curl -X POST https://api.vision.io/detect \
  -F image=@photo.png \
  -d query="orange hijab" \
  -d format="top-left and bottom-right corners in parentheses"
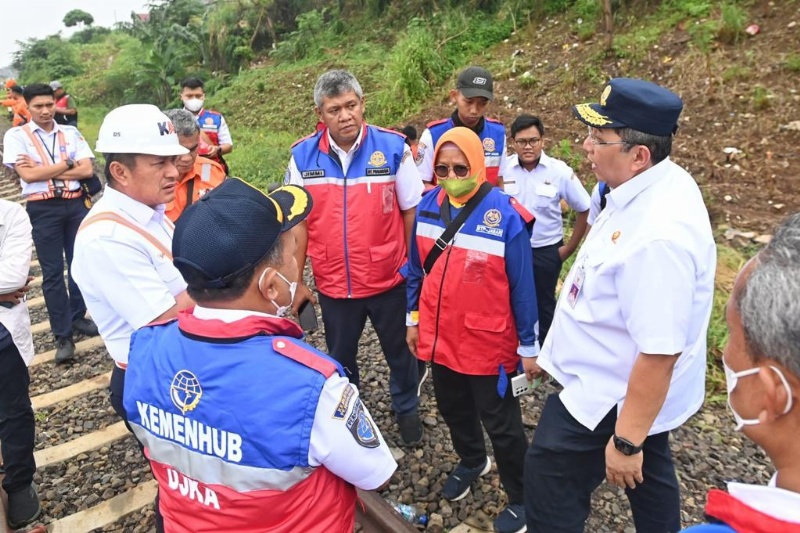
top-left (432, 126), bottom-right (486, 204)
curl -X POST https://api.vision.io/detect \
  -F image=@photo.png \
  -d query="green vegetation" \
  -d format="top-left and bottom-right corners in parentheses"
top-left (785, 53), bottom-right (800, 73)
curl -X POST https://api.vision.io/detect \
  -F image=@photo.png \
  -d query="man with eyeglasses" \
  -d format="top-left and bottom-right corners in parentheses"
top-left (504, 114), bottom-right (590, 346)
top-left (522, 78), bottom-right (716, 532)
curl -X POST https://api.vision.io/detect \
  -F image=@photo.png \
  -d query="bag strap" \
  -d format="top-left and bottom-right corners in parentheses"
top-left (423, 182), bottom-right (492, 275)
top-left (599, 182), bottom-right (610, 211)
top-left (186, 179), bottom-right (196, 209)
top-left (79, 212), bottom-right (173, 260)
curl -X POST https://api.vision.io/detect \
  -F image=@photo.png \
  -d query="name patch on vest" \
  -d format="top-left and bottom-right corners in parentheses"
top-left (366, 168), bottom-right (390, 176)
top-left (301, 170), bottom-right (325, 179)
top-left (346, 399), bottom-right (380, 448)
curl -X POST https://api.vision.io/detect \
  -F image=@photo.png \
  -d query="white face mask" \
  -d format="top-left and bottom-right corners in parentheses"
top-left (257, 267), bottom-right (297, 317)
top-left (724, 359), bottom-right (793, 430)
top-left (184, 98), bottom-right (204, 113)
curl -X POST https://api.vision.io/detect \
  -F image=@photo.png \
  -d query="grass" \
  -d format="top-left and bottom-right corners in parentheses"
top-left (785, 53), bottom-right (800, 72)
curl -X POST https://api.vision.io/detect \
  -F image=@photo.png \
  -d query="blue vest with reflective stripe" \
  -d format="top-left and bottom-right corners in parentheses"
top-left (124, 322), bottom-right (343, 471)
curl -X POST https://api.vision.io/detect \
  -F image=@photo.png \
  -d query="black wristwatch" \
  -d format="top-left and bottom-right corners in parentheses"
top-left (613, 434), bottom-right (643, 456)
top-left (65, 158), bottom-right (75, 169)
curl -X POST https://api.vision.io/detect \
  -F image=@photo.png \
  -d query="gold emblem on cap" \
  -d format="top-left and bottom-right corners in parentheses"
top-left (369, 150), bottom-right (387, 167)
top-left (600, 85), bottom-right (612, 107)
top-left (482, 137), bottom-right (496, 152)
top-left (575, 104), bottom-right (613, 126)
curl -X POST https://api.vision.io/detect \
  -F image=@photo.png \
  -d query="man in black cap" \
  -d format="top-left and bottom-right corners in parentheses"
top-left (416, 65), bottom-right (508, 190)
top-left (122, 179), bottom-right (397, 532)
top-left (523, 78), bottom-right (717, 532)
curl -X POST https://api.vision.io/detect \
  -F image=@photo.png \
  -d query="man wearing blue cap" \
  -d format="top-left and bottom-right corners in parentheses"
top-left (123, 179), bottom-right (397, 532)
top-left (522, 79), bottom-right (717, 532)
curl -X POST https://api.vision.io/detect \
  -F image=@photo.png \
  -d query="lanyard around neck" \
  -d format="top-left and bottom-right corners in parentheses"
top-left (34, 130), bottom-right (60, 164)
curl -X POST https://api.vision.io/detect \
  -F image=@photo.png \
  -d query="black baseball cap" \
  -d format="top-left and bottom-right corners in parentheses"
top-left (173, 178), bottom-right (312, 290)
top-left (456, 66), bottom-right (494, 100)
top-left (572, 78), bottom-right (683, 136)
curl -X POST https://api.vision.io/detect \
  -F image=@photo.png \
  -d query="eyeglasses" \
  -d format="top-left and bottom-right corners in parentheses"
top-left (514, 138), bottom-right (541, 148)
top-left (587, 127), bottom-right (629, 147)
top-left (434, 164), bottom-right (471, 178)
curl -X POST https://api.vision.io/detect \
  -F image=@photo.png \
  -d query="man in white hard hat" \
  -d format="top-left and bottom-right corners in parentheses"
top-left (71, 104), bottom-right (193, 532)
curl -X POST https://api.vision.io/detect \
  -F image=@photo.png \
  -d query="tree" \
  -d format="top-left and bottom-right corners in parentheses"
top-left (63, 9), bottom-right (94, 28)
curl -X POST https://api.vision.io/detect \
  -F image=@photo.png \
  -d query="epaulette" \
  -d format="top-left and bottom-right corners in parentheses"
top-left (272, 337), bottom-right (337, 378)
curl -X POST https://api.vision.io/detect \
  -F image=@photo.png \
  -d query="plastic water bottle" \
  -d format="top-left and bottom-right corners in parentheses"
top-left (386, 499), bottom-right (429, 526)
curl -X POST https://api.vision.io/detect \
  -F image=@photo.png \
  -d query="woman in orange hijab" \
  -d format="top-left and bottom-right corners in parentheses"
top-left (405, 126), bottom-right (538, 533)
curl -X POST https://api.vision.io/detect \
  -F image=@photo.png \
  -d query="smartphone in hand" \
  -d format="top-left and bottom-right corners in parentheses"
top-left (298, 300), bottom-right (318, 331)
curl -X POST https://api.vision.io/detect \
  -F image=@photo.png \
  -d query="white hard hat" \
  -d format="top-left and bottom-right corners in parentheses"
top-left (95, 104), bottom-right (189, 156)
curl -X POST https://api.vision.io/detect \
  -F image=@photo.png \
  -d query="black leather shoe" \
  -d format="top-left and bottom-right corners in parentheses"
top-left (54, 336), bottom-right (75, 364)
top-left (72, 317), bottom-right (99, 337)
top-left (7, 484), bottom-right (42, 530)
top-left (397, 412), bottom-right (423, 447)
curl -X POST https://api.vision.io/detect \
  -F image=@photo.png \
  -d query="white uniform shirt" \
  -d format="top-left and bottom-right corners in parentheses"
top-left (0, 200), bottom-right (34, 365)
top-left (216, 115), bottom-right (233, 146)
top-left (504, 152), bottom-right (591, 247)
top-left (416, 126), bottom-right (508, 183)
top-left (286, 126), bottom-right (423, 212)
top-left (2, 122), bottom-right (94, 195)
top-left (191, 305), bottom-right (397, 490)
top-left (537, 158), bottom-right (716, 434)
top-left (72, 187), bottom-right (187, 365)
top-left (588, 183), bottom-right (603, 225)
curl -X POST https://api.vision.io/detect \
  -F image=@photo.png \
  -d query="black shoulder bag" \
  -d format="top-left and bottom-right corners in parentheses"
top-left (423, 182), bottom-right (493, 275)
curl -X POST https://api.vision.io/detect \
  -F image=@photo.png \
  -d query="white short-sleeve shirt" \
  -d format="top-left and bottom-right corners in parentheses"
top-left (588, 183), bottom-right (603, 226)
top-left (191, 306), bottom-right (398, 490)
top-left (0, 200), bottom-right (34, 365)
top-left (2, 122), bottom-right (95, 195)
top-left (72, 187), bottom-right (187, 365)
top-left (217, 115), bottom-right (233, 146)
top-left (504, 152), bottom-right (591, 247)
top-left (537, 158), bottom-right (716, 434)
top-left (286, 126), bottom-right (423, 212)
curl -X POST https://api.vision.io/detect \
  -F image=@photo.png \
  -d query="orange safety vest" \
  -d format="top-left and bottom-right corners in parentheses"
top-left (165, 156), bottom-right (226, 222)
top-left (2, 98), bottom-right (31, 127)
top-left (20, 124), bottom-right (81, 201)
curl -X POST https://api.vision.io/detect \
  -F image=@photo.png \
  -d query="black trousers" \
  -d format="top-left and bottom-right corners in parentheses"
top-left (432, 363), bottom-right (527, 505)
top-left (26, 196), bottom-right (89, 339)
top-left (318, 283), bottom-right (419, 416)
top-left (524, 394), bottom-right (681, 533)
top-left (110, 365), bottom-right (164, 533)
top-left (0, 338), bottom-right (36, 494)
top-left (532, 241), bottom-right (562, 347)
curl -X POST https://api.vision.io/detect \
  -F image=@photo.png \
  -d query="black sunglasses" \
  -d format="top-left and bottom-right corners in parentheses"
top-left (433, 164), bottom-right (470, 178)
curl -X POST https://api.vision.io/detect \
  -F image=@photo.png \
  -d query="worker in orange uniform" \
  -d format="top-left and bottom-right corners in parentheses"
top-left (162, 109), bottom-right (226, 222)
top-left (2, 85), bottom-right (31, 127)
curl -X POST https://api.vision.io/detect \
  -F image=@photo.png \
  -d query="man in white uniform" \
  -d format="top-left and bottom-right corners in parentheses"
top-left (0, 199), bottom-right (40, 529)
top-left (504, 114), bottom-right (590, 345)
top-left (72, 104), bottom-right (192, 533)
top-left (523, 78), bottom-right (716, 533)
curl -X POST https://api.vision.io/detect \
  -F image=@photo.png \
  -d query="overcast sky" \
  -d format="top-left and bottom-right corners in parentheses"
top-left (0, 0), bottom-right (148, 67)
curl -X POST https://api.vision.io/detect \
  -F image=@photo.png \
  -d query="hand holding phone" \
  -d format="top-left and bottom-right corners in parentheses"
top-left (297, 300), bottom-right (318, 331)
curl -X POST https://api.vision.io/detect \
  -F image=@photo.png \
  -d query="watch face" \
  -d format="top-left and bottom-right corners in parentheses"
top-left (614, 436), bottom-right (639, 455)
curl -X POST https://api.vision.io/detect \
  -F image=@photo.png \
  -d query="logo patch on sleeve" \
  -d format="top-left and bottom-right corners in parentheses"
top-left (332, 385), bottom-right (355, 420)
top-left (346, 399), bottom-right (380, 448)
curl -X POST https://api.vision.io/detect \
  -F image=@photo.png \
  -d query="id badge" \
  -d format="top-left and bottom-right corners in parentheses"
top-left (567, 265), bottom-right (585, 308)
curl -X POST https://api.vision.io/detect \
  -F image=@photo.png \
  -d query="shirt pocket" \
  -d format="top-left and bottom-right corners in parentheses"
top-left (463, 313), bottom-right (508, 344)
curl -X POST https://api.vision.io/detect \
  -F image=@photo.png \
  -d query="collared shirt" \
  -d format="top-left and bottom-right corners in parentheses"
top-left (504, 151), bottom-right (591, 247)
top-left (0, 200), bottom-right (34, 365)
top-left (2, 121), bottom-right (94, 195)
top-left (286, 126), bottom-right (423, 211)
top-left (537, 158), bottom-right (716, 434)
top-left (191, 305), bottom-right (398, 489)
top-left (588, 182), bottom-right (603, 225)
top-left (72, 187), bottom-right (187, 365)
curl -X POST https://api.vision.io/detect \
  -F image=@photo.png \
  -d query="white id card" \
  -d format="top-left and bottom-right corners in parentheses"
top-left (567, 265), bottom-right (585, 308)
